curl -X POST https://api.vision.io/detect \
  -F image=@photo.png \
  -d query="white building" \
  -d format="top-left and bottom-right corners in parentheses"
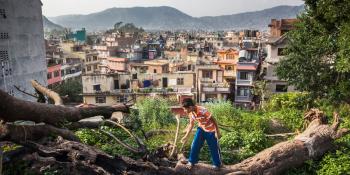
top-left (0, 0), bottom-right (47, 100)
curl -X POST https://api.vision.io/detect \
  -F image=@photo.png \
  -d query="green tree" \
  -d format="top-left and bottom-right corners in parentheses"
top-left (276, 0), bottom-right (350, 103)
top-left (54, 80), bottom-right (83, 103)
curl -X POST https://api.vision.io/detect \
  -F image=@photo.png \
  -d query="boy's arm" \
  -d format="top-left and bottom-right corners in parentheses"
top-left (181, 116), bottom-right (195, 143)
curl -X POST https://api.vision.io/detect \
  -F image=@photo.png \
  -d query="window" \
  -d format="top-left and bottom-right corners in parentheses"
top-left (239, 72), bottom-right (248, 80)
top-left (94, 65), bottom-right (98, 70)
top-left (225, 65), bottom-right (233, 71)
top-left (116, 95), bottom-right (127, 103)
top-left (0, 50), bottom-right (9, 61)
top-left (93, 84), bottom-right (101, 91)
top-left (237, 87), bottom-right (250, 97)
top-left (61, 70), bottom-right (65, 76)
top-left (154, 69), bottom-right (157, 73)
top-left (114, 80), bottom-right (119, 89)
top-left (93, 56), bottom-right (97, 61)
top-left (276, 84), bottom-right (288, 92)
top-left (202, 70), bottom-right (213, 79)
top-left (95, 96), bottom-right (106, 104)
top-left (177, 78), bottom-right (184, 85)
top-left (0, 9), bottom-right (6, 19)
top-left (277, 48), bottom-right (286, 56)
top-left (54, 71), bottom-right (60, 77)
top-left (132, 74), bottom-right (137, 80)
top-left (47, 73), bottom-right (52, 79)
top-left (0, 33), bottom-right (9, 39)
top-left (87, 66), bottom-right (91, 71)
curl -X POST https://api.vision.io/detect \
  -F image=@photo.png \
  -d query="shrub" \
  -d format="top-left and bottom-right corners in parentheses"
top-left (265, 92), bottom-right (312, 111)
top-left (317, 147), bottom-right (350, 175)
top-left (135, 97), bottom-right (175, 130)
top-left (204, 101), bottom-right (241, 124)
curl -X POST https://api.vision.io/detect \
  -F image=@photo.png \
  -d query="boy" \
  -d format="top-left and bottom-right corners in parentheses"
top-left (180, 98), bottom-right (222, 170)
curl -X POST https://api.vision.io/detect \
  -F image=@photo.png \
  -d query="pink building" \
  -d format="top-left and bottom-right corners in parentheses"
top-left (47, 64), bottom-right (62, 85)
top-left (107, 57), bottom-right (127, 72)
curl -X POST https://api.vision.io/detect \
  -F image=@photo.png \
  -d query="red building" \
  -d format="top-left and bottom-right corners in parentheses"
top-left (47, 64), bottom-right (62, 86)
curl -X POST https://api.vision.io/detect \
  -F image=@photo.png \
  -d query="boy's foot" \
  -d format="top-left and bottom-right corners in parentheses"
top-left (185, 162), bottom-right (194, 170)
top-left (212, 165), bottom-right (220, 171)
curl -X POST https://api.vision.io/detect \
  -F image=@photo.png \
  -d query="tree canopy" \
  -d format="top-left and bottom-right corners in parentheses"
top-left (276, 0), bottom-right (350, 103)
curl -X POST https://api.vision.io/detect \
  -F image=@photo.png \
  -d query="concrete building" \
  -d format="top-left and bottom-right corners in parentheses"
top-left (82, 73), bottom-right (132, 106)
top-left (268, 19), bottom-right (298, 37)
top-left (196, 64), bottom-right (230, 103)
top-left (0, 0), bottom-right (47, 100)
top-left (263, 19), bottom-right (298, 97)
top-left (235, 49), bottom-right (260, 106)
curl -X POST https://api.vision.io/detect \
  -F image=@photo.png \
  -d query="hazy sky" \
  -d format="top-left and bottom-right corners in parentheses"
top-left (42, 0), bottom-right (304, 17)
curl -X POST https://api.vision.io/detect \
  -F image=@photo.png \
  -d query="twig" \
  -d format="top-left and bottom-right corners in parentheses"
top-left (169, 115), bottom-right (180, 159)
top-left (102, 120), bottom-right (147, 154)
top-left (13, 85), bottom-right (38, 98)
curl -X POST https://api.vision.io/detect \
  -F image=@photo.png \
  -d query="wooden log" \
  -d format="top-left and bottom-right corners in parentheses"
top-left (0, 90), bottom-right (129, 127)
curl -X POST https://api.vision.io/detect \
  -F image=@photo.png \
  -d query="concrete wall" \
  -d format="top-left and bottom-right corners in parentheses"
top-left (0, 0), bottom-right (47, 101)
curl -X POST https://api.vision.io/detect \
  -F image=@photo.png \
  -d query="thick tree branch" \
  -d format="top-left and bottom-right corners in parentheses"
top-left (31, 80), bottom-right (63, 105)
top-left (0, 90), bottom-right (129, 127)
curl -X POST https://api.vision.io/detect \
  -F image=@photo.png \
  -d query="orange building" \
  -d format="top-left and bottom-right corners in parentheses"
top-left (214, 48), bottom-right (239, 82)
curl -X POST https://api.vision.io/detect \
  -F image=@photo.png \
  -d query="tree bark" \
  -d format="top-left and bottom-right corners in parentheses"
top-left (31, 80), bottom-right (63, 105)
top-left (174, 109), bottom-right (350, 175)
top-left (6, 137), bottom-right (176, 175)
top-left (0, 90), bottom-right (129, 127)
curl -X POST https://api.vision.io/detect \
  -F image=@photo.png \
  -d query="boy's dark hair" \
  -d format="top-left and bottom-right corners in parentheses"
top-left (182, 98), bottom-right (195, 108)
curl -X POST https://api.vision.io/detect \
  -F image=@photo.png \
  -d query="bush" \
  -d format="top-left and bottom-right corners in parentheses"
top-left (266, 109), bottom-right (305, 131)
top-left (204, 101), bottom-right (241, 124)
top-left (265, 92), bottom-right (312, 111)
top-left (134, 97), bottom-right (176, 130)
top-left (317, 147), bottom-right (350, 175)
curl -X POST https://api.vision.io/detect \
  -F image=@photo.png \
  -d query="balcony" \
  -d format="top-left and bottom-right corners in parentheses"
top-left (201, 83), bottom-right (230, 93)
top-left (235, 96), bottom-right (253, 102)
top-left (223, 70), bottom-right (235, 77)
top-left (236, 79), bottom-right (253, 86)
top-left (62, 71), bottom-right (82, 80)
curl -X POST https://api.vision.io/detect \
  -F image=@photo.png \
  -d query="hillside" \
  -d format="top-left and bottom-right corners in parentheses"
top-left (43, 15), bottom-right (64, 31)
top-left (48, 5), bottom-right (304, 31)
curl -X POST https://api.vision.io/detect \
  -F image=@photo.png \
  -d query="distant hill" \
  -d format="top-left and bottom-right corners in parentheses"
top-left (48, 5), bottom-right (304, 31)
top-left (43, 16), bottom-right (64, 31)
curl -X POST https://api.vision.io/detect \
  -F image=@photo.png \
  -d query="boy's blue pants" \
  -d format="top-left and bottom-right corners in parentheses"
top-left (188, 127), bottom-right (221, 166)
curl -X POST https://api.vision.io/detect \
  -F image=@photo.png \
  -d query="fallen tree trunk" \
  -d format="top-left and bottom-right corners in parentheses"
top-left (0, 90), bottom-right (129, 127)
top-left (0, 123), bottom-right (80, 142)
top-left (4, 137), bottom-right (176, 175)
top-left (174, 109), bottom-right (350, 175)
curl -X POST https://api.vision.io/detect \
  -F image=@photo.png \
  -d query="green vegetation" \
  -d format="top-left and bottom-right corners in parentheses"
top-left (54, 80), bottom-right (83, 103)
top-left (276, 0), bottom-right (350, 103)
top-left (71, 92), bottom-right (350, 174)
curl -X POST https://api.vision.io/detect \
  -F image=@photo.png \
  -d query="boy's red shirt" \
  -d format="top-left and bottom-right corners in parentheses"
top-left (189, 106), bottom-right (216, 132)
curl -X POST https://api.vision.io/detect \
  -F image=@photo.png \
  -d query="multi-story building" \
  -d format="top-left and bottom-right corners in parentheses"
top-left (82, 73), bottom-right (132, 106)
top-left (196, 64), bottom-right (230, 103)
top-left (263, 19), bottom-right (298, 97)
top-left (83, 52), bottom-right (100, 74)
top-left (0, 0), bottom-right (47, 100)
top-left (60, 42), bottom-right (85, 81)
top-left (235, 49), bottom-right (260, 106)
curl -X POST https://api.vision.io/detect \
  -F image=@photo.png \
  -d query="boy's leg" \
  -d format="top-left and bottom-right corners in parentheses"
top-left (188, 127), bottom-right (205, 165)
top-left (204, 132), bottom-right (222, 167)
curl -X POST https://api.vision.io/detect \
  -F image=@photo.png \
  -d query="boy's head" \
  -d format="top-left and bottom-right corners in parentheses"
top-left (182, 98), bottom-right (195, 113)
